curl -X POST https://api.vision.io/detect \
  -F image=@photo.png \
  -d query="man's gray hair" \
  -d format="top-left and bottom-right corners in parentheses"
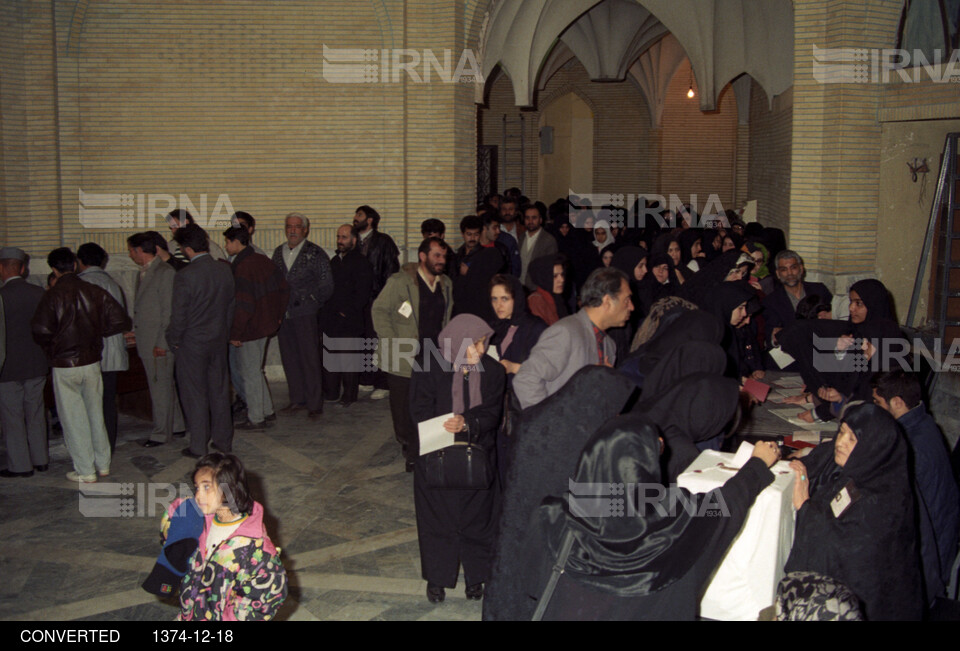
top-left (285, 212), bottom-right (310, 230)
top-left (774, 249), bottom-right (802, 269)
top-left (581, 267), bottom-right (629, 308)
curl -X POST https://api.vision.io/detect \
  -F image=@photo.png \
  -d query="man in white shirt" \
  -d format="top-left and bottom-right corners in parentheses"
top-left (518, 203), bottom-right (557, 289)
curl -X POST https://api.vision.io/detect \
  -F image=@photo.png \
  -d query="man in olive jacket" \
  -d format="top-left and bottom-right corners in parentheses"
top-left (372, 238), bottom-right (452, 469)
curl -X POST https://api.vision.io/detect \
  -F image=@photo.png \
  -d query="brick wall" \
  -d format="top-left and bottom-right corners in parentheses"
top-left (748, 82), bottom-right (794, 232)
top-left (658, 58), bottom-right (739, 212)
top-left (2, 0), bottom-right (484, 263)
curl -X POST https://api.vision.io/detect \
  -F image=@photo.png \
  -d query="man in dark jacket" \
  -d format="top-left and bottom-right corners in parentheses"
top-left (31, 247), bottom-right (131, 483)
top-left (321, 224), bottom-right (374, 407)
top-left (166, 224), bottom-right (236, 456)
top-left (354, 205), bottom-right (400, 399)
top-left (0, 247), bottom-right (49, 478)
top-left (224, 227), bottom-right (289, 430)
top-left (762, 249), bottom-right (832, 347)
top-left (272, 212), bottom-right (334, 419)
top-left (872, 370), bottom-right (960, 606)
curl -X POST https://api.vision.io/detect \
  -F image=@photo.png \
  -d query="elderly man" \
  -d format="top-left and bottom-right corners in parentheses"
top-left (513, 267), bottom-right (633, 409)
top-left (32, 248), bottom-right (131, 483)
top-left (321, 224), bottom-right (374, 407)
top-left (0, 247), bottom-right (49, 478)
top-left (272, 212), bottom-right (334, 420)
top-left (76, 242), bottom-right (129, 453)
top-left (127, 232), bottom-right (185, 447)
top-left (166, 224), bottom-right (235, 457)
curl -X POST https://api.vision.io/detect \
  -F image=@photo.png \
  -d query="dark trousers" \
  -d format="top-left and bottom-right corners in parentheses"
top-left (361, 305), bottom-right (389, 390)
top-left (101, 371), bottom-right (118, 453)
top-left (322, 369), bottom-right (359, 404)
top-left (414, 459), bottom-right (500, 587)
top-left (387, 373), bottom-right (417, 461)
top-left (175, 344), bottom-right (233, 454)
top-left (278, 314), bottom-right (323, 412)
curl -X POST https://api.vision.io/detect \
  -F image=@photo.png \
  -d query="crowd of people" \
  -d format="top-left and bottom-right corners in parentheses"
top-left (0, 189), bottom-right (958, 621)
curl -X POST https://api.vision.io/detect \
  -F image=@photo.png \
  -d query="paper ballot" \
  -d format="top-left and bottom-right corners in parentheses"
top-left (774, 375), bottom-right (805, 388)
top-left (768, 347), bottom-right (795, 369)
top-left (418, 413), bottom-right (456, 456)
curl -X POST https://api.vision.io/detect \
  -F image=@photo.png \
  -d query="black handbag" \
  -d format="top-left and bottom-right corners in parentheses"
top-left (423, 422), bottom-right (494, 490)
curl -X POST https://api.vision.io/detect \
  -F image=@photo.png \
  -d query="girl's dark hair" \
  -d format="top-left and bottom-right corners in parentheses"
top-left (193, 453), bottom-right (253, 515)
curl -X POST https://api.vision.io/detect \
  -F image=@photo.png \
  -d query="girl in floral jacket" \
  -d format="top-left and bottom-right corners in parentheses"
top-left (160, 453), bottom-right (287, 621)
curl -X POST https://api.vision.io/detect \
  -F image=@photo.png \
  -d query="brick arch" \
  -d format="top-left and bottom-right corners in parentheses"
top-left (538, 83), bottom-right (600, 117)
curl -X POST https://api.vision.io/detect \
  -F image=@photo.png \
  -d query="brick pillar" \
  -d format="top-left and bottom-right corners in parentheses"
top-left (789, 0), bottom-right (902, 294)
top-left (0, 0), bottom-right (62, 260)
top-left (402, 0), bottom-right (481, 257)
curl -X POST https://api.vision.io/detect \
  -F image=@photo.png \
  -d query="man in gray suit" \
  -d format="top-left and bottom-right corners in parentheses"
top-left (518, 203), bottom-right (557, 289)
top-left (513, 267), bottom-right (633, 410)
top-left (0, 247), bottom-right (49, 478)
top-left (166, 224), bottom-right (235, 457)
top-left (128, 233), bottom-right (185, 447)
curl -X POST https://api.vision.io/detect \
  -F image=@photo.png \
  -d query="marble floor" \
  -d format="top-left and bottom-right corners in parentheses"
top-left (0, 384), bottom-right (483, 622)
top-left (2, 376), bottom-right (956, 621)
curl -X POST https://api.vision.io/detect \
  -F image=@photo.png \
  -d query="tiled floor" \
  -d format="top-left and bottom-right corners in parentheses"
top-left (0, 384), bottom-right (482, 621)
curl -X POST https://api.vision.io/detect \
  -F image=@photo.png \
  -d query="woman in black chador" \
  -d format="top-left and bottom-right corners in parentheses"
top-left (519, 413), bottom-right (780, 620)
top-left (410, 314), bottom-right (506, 604)
top-left (785, 403), bottom-right (923, 620)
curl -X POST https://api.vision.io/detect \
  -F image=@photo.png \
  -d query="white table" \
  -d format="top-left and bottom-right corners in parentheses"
top-left (678, 449), bottom-right (796, 621)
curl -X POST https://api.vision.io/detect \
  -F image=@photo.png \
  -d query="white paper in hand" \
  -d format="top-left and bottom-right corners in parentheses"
top-left (768, 347), bottom-right (795, 369)
top-left (731, 441), bottom-right (755, 468)
top-left (418, 413), bottom-right (456, 456)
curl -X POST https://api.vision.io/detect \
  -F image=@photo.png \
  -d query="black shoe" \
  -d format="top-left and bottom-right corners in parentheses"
top-left (142, 440), bottom-right (164, 448)
top-left (210, 443), bottom-right (231, 454)
top-left (232, 409), bottom-right (248, 424)
top-left (235, 420), bottom-right (266, 431)
top-left (172, 431), bottom-right (187, 439)
top-left (181, 448), bottom-right (202, 459)
top-left (34, 464), bottom-right (49, 472)
top-left (336, 399), bottom-right (354, 408)
top-left (0, 469), bottom-right (34, 478)
top-left (465, 583), bottom-right (484, 600)
top-left (426, 584), bottom-right (446, 603)
top-left (264, 413), bottom-right (277, 423)
top-left (231, 396), bottom-right (247, 415)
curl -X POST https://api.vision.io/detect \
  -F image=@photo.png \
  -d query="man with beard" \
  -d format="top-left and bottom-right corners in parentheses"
top-left (354, 205), bottom-right (400, 400)
top-left (762, 250), bottom-right (832, 346)
top-left (372, 238), bottom-right (452, 471)
top-left (518, 203), bottom-right (557, 290)
top-left (321, 224), bottom-right (375, 407)
top-left (453, 215), bottom-right (483, 277)
top-left (496, 198), bottom-right (522, 277)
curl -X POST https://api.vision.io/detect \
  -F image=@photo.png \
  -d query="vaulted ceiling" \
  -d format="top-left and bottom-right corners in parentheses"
top-left (476, 0), bottom-right (794, 111)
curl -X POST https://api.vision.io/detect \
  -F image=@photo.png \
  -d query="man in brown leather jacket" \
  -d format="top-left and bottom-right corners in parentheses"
top-left (31, 247), bottom-right (131, 483)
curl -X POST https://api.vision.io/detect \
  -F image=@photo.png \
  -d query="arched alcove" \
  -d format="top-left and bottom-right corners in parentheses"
top-left (538, 92), bottom-right (595, 201)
